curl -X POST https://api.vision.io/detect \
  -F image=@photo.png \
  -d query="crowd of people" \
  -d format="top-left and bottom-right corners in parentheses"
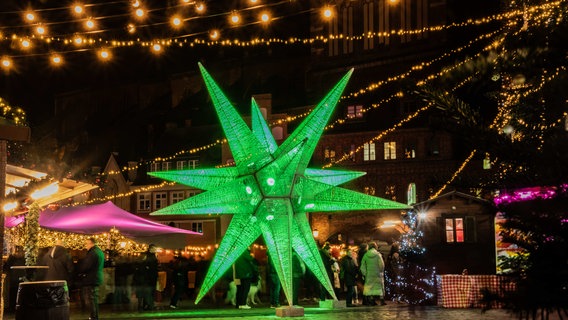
top-left (3, 239), bottom-right (404, 317)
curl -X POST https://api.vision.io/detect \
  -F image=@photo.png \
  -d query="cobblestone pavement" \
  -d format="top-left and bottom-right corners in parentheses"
top-left (4, 300), bottom-right (524, 320)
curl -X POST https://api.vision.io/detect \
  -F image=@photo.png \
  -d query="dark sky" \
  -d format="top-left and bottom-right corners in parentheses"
top-left (0, 0), bottom-right (312, 126)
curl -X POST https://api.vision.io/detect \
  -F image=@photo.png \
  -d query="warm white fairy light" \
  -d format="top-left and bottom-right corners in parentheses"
top-left (171, 15), bottom-right (182, 27)
top-left (152, 43), bottom-right (162, 53)
top-left (25, 11), bottom-right (36, 22)
top-left (230, 12), bottom-right (240, 24)
top-left (209, 29), bottom-right (219, 40)
top-left (50, 54), bottom-right (63, 65)
top-left (20, 39), bottom-right (32, 49)
top-left (99, 48), bottom-right (111, 60)
top-left (36, 25), bottom-right (47, 35)
top-left (73, 4), bottom-right (84, 15)
top-left (260, 12), bottom-right (271, 23)
top-left (135, 8), bottom-right (145, 19)
top-left (127, 23), bottom-right (136, 34)
top-left (195, 2), bottom-right (205, 13)
top-left (85, 18), bottom-right (96, 29)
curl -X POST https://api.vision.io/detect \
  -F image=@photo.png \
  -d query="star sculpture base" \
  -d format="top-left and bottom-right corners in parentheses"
top-left (275, 305), bottom-right (304, 317)
top-left (319, 299), bottom-right (347, 309)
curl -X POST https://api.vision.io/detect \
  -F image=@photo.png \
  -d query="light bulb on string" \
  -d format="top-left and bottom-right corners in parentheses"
top-left (259, 11), bottom-right (271, 23)
top-left (322, 6), bottom-right (333, 19)
top-left (73, 4), bottom-right (84, 15)
top-left (98, 48), bottom-right (111, 61)
top-left (171, 15), bottom-right (183, 28)
top-left (230, 12), bottom-right (240, 24)
top-left (127, 23), bottom-right (136, 34)
top-left (50, 54), bottom-right (63, 66)
top-left (209, 29), bottom-right (219, 40)
top-left (20, 39), bottom-right (32, 50)
top-left (85, 18), bottom-right (96, 29)
top-left (1, 57), bottom-right (12, 69)
top-left (24, 11), bottom-right (36, 22)
top-left (135, 8), bottom-right (145, 19)
top-left (152, 43), bottom-right (162, 54)
top-left (195, 2), bottom-right (205, 13)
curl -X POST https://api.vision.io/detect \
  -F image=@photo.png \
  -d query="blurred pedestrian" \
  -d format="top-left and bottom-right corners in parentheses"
top-left (169, 251), bottom-right (191, 309)
top-left (133, 244), bottom-right (159, 311)
top-left (233, 247), bottom-right (258, 309)
top-left (318, 242), bottom-right (335, 301)
top-left (3, 246), bottom-right (25, 313)
top-left (340, 247), bottom-right (359, 307)
top-left (40, 239), bottom-right (74, 283)
top-left (360, 242), bottom-right (386, 306)
top-left (77, 237), bottom-right (105, 320)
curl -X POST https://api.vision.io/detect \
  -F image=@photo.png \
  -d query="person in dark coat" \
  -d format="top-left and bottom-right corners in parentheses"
top-left (77, 237), bottom-right (105, 320)
top-left (340, 247), bottom-right (359, 307)
top-left (133, 244), bottom-right (159, 311)
top-left (318, 242), bottom-right (335, 301)
top-left (169, 251), bottom-right (191, 309)
top-left (233, 247), bottom-right (258, 309)
top-left (3, 246), bottom-right (25, 313)
top-left (40, 239), bottom-right (74, 284)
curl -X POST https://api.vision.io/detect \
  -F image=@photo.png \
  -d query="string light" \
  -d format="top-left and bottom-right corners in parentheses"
top-left (171, 15), bottom-right (183, 28)
top-left (1, 57), bottom-right (12, 69)
top-left (98, 48), bottom-right (111, 60)
top-left (85, 18), bottom-right (96, 29)
top-left (35, 25), bottom-right (47, 36)
top-left (73, 4), bottom-right (84, 15)
top-left (230, 12), bottom-right (240, 24)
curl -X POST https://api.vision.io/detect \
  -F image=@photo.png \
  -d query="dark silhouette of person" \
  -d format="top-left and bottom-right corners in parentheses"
top-left (77, 237), bottom-right (105, 320)
top-left (233, 247), bottom-right (258, 309)
top-left (40, 239), bottom-right (74, 284)
top-left (3, 246), bottom-right (25, 313)
top-left (133, 244), bottom-right (158, 311)
top-left (169, 251), bottom-right (191, 309)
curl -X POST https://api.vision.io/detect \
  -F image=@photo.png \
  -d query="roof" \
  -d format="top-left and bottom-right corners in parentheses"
top-left (5, 163), bottom-right (99, 212)
top-left (413, 190), bottom-right (492, 207)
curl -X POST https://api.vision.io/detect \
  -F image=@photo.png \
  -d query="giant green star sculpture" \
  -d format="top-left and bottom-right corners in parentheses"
top-left (150, 63), bottom-right (410, 306)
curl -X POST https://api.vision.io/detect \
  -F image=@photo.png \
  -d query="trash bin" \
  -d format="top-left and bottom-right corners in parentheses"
top-left (15, 280), bottom-right (69, 320)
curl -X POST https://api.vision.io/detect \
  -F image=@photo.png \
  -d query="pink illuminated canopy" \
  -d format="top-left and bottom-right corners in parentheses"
top-left (5, 201), bottom-right (201, 248)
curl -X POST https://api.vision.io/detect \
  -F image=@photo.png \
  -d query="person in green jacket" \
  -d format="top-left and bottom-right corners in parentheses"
top-left (78, 237), bottom-right (105, 320)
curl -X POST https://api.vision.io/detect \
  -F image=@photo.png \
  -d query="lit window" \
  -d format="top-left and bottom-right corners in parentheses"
top-left (161, 162), bottom-right (172, 171)
top-left (188, 159), bottom-right (199, 169)
top-left (324, 146), bottom-right (335, 162)
top-left (154, 192), bottom-right (168, 210)
top-left (404, 141), bottom-right (416, 159)
top-left (445, 218), bottom-right (464, 243)
top-left (363, 143), bottom-right (375, 161)
top-left (150, 163), bottom-right (159, 172)
top-left (176, 160), bottom-right (186, 170)
top-left (191, 222), bottom-right (203, 233)
top-left (407, 183), bottom-right (416, 205)
top-left (384, 142), bottom-right (396, 160)
top-left (137, 193), bottom-right (151, 212)
top-left (171, 191), bottom-right (185, 204)
top-left (347, 105), bottom-right (363, 119)
top-left (483, 153), bottom-right (491, 170)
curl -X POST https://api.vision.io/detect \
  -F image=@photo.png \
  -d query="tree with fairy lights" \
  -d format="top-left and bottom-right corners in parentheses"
top-left (385, 210), bottom-right (436, 305)
top-left (414, 0), bottom-right (568, 317)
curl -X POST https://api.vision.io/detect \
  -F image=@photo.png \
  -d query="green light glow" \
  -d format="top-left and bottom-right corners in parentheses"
top-left (149, 63), bottom-right (411, 305)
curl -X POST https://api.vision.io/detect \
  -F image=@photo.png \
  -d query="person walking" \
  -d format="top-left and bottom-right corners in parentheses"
top-left (133, 244), bottom-right (159, 311)
top-left (340, 247), bottom-right (359, 307)
top-left (318, 242), bottom-right (335, 301)
top-left (77, 237), bottom-right (105, 320)
top-left (169, 251), bottom-right (191, 309)
top-left (360, 242), bottom-right (386, 306)
top-left (356, 243), bottom-right (368, 304)
top-left (233, 247), bottom-right (258, 309)
top-left (40, 239), bottom-right (74, 283)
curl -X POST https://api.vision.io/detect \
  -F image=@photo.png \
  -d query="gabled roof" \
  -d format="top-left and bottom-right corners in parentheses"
top-left (413, 190), bottom-right (492, 207)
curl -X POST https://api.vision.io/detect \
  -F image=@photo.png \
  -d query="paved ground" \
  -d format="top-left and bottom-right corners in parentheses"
top-left (4, 299), bottom-right (522, 320)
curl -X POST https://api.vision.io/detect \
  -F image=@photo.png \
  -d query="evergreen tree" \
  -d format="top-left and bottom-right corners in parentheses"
top-left (414, 0), bottom-right (568, 317)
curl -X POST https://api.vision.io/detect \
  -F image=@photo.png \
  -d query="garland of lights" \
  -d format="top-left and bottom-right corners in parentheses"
top-left (0, 97), bottom-right (27, 126)
top-left (24, 203), bottom-right (40, 266)
top-left (0, 0), bottom-right (557, 69)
